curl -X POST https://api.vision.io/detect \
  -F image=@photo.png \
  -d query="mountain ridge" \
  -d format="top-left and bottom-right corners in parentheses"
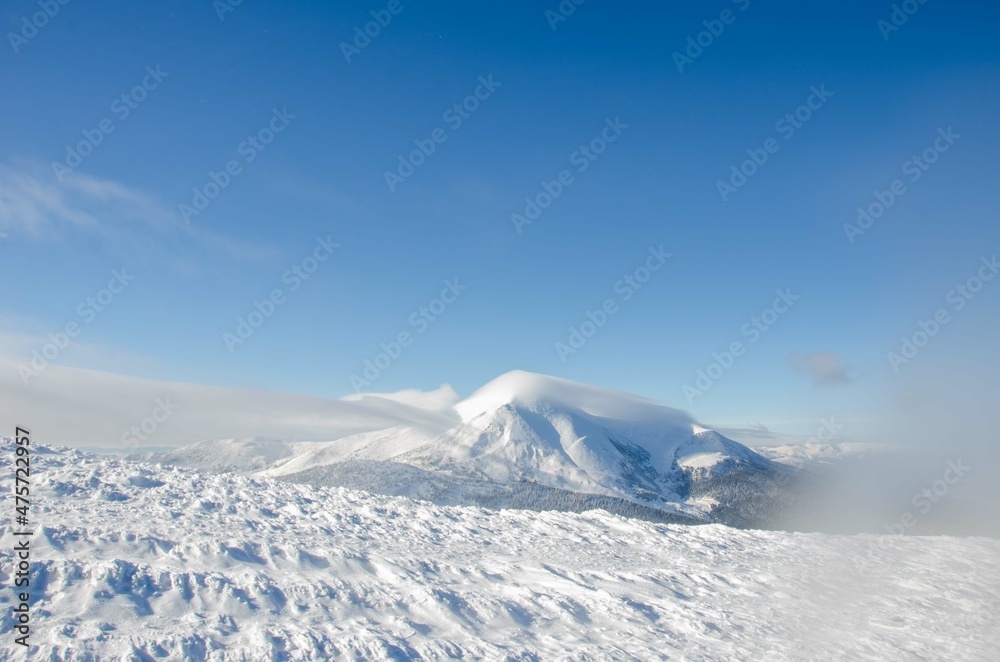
top-left (136, 370), bottom-right (795, 526)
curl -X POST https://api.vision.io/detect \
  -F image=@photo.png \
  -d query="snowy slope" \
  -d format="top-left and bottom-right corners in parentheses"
top-left (148, 436), bottom-right (293, 473)
top-left (2, 447), bottom-right (997, 660)
top-left (146, 371), bottom-right (788, 523)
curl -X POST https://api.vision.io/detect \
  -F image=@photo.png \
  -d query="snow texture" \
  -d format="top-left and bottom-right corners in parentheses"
top-left (1, 446), bottom-right (997, 661)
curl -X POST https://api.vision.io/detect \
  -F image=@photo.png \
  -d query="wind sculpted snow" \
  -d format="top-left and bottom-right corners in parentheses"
top-left (1, 446), bottom-right (997, 660)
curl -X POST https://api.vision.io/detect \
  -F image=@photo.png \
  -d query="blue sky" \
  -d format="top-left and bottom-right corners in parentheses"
top-left (2, 0), bottom-right (999, 443)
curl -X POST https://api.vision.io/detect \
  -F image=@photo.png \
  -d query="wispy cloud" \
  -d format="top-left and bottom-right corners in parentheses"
top-left (344, 384), bottom-right (461, 410)
top-left (715, 424), bottom-right (790, 447)
top-left (0, 357), bottom-right (461, 448)
top-left (788, 351), bottom-right (853, 386)
top-left (0, 160), bottom-right (175, 237)
top-left (0, 159), bottom-right (274, 263)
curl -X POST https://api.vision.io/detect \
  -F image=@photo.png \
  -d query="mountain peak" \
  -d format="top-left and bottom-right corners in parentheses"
top-left (454, 370), bottom-right (694, 428)
top-left (147, 370), bottom-right (784, 526)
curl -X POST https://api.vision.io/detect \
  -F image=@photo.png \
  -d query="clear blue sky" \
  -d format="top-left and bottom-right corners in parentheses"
top-left (2, 0), bottom-right (998, 441)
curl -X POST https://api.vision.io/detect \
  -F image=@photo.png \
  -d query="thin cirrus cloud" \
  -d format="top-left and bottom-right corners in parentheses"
top-left (0, 160), bottom-right (175, 236)
top-left (0, 159), bottom-right (272, 262)
top-left (788, 351), bottom-right (853, 386)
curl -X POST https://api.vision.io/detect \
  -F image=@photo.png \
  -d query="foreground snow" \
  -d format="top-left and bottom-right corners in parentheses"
top-left (1, 448), bottom-right (997, 660)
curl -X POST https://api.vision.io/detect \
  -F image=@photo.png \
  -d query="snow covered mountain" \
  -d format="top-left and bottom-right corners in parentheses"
top-left (3, 446), bottom-right (997, 660)
top-left (140, 371), bottom-right (794, 526)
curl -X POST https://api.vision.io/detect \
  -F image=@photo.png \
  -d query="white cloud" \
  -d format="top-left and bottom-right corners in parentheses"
top-left (0, 160), bottom-right (176, 237)
top-left (788, 351), bottom-right (853, 386)
top-left (343, 384), bottom-right (462, 411)
top-left (0, 358), bottom-right (461, 448)
top-left (0, 159), bottom-right (277, 270)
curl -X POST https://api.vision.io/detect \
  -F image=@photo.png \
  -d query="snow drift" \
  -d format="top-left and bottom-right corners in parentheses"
top-left (1, 447), bottom-right (996, 660)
